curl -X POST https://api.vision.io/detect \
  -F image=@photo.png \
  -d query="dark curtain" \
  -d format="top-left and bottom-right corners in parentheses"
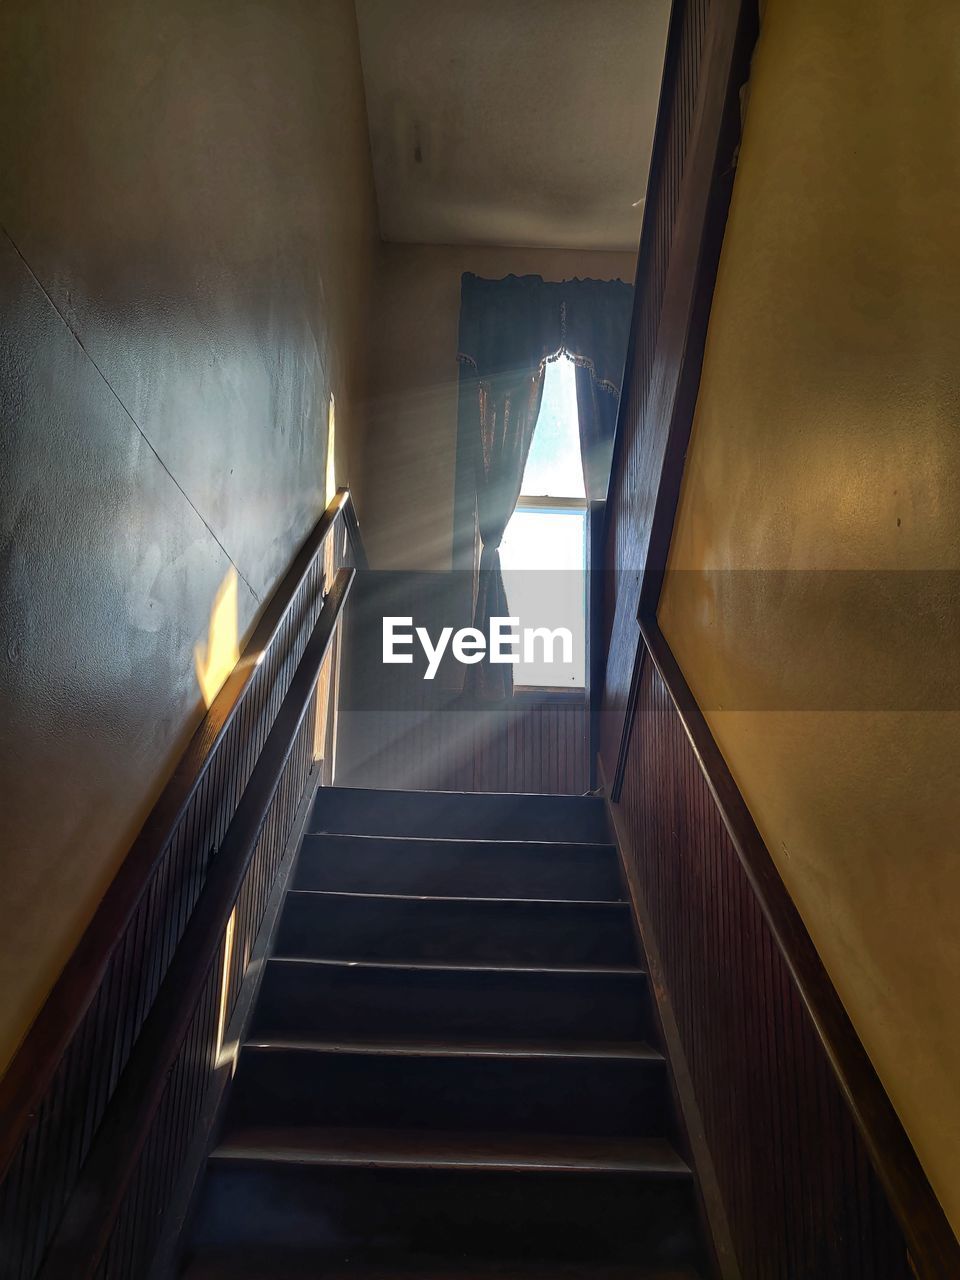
top-left (456, 273), bottom-right (632, 700)
top-left (572, 366), bottom-right (616, 499)
top-left (562, 278), bottom-right (634, 500)
top-left (468, 368), bottom-right (546, 699)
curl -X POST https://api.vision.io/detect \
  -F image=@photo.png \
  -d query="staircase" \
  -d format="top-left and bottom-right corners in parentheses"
top-left (181, 786), bottom-right (708, 1278)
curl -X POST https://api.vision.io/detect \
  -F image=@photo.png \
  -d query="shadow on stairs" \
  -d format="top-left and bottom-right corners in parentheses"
top-left (179, 786), bottom-right (709, 1279)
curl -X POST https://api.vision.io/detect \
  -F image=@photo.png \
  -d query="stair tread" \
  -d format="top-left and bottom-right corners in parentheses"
top-left (212, 1126), bottom-right (691, 1177)
top-left (305, 832), bottom-right (617, 849)
top-left (287, 888), bottom-right (628, 907)
top-left (268, 956), bottom-right (644, 976)
top-left (242, 1034), bottom-right (663, 1061)
top-left (314, 785), bottom-right (607, 803)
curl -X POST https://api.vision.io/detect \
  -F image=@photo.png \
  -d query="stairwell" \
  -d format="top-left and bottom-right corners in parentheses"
top-left (180, 786), bottom-right (708, 1278)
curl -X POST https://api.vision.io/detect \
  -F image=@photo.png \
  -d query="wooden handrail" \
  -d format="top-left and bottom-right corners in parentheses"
top-left (0, 488), bottom-right (363, 1183)
top-left (594, 0), bottom-right (959, 1267)
top-left (38, 566), bottom-right (355, 1279)
top-left (339, 490), bottom-right (369, 571)
top-left (587, 498), bottom-right (606, 791)
top-left (638, 618), bottom-right (960, 1279)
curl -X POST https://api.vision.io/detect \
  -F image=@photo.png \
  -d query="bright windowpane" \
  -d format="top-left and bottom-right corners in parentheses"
top-left (500, 507), bottom-right (586, 687)
top-left (520, 355), bottom-right (585, 498)
top-left (500, 508), bottom-right (584, 572)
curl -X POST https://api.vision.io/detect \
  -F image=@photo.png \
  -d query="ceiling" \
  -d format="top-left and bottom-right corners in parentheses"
top-left (354, 0), bottom-right (671, 252)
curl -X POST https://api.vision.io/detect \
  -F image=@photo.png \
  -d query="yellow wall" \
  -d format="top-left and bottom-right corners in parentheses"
top-left (362, 243), bottom-right (636, 569)
top-left (0, 0), bottom-right (378, 1072)
top-left (658, 0), bottom-right (960, 1236)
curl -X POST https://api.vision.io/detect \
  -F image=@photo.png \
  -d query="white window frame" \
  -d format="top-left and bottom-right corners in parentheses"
top-left (506, 493), bottom-right (588, 696)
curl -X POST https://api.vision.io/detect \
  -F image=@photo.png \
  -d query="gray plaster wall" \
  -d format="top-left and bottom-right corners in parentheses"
top-left (0, 0), bottom-right (378, 1070)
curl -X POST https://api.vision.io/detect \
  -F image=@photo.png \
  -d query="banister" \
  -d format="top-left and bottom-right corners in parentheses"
top-left (638, 617), bottom-right (960, 1279)
top-left (593, 0), bottom-right (959, 1270)
top-left (0, 487), bottom-right (362, 1185)
top-left (37, 565), bottom-right (355, 1279)
top-left (339, 490), bottom-right (369, 571)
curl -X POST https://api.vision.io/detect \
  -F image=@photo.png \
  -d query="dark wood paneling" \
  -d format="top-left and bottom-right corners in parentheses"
top-left (0, 494), bottom-right (361, 1280)
top-left (615, 657), bottom-right (914, 1279)
top-left (640, 622), bottom-right (960, 1279)
top-left (93, 734), bottom-right (320, 1280)
top-left (596, 0), bottom-right (955, 1259)
top-left (338, 700), bottom-right (589, 796)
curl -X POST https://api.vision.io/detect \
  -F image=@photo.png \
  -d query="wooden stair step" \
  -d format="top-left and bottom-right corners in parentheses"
top-left (251, 956), bottom-right (651, 1044)
top-left (274, 891), bottom-right (637, 966)
top-left (295, 833), bottom-right (624, 901)
top-left (310, 787), bottom-right (610, 843)
top-left (180, 787), bottom-right (708, 1277)
top-left (243, 1034), bottom-right (664, 1062)
top-left (226, 1043), bottom-right (672, 1137)
top-left (189, 1164), bottom-right (704, 1269)
top-left (258, 956), bottom-right (642, 975)
top-left (211, 1127), bottom-right (691, 1177)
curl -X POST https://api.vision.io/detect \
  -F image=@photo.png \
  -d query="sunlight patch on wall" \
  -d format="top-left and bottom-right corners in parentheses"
top-left (194, 567), bottom-right (240, 708)
top-left (326, 393), bottom-right (337, 505)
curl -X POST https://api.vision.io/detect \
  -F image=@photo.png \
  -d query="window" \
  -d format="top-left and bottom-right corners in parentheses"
top-left (499, 355), bottom-right (586, 689)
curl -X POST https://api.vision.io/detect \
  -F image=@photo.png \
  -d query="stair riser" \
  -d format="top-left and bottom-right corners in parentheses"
top-left (311, 789), bottom-right (609, 843)
top-left (251, 963), bottom-right (652, 1044)
top-left (276, 895), bottom-right (637, 965)
top-left (191, 1165), bottom-right (702, 1267)
top-left (229, 1050), bottom-right (672, 1137)
top-left (295, 835), bottom-right (623, 900)
top-left (184, 1256), bottom-right (702, 1280)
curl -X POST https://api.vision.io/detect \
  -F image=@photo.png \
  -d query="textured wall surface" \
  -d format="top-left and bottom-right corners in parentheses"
top-left (0, 0), bottom-right (378, 1071)
top-left (657, 0), bottom-right (960, 1234)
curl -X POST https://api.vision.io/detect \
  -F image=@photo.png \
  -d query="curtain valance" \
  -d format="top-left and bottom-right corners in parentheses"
top-left (456, 272), bottom-right (633, 394)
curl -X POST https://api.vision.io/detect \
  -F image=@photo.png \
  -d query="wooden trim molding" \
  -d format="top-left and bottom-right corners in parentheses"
top-left (587, 498), bottom-right (605, 791)
top-left (145, 760), bottom-right (321, 1280)
top-left (0, 489), bottom-right (361, 1185)
top-left (609, 638), bottom-right (645, 801)
top-left (0, 489), bottom-right (364, 1280)
top-left (623, 1), bottom-right (959, 1257)
top-left (594, 0), bottom-right (960, 1269)
top-left (599, 0), bottom-right (756, 772)
top-left (600, 755), bottom-right (742, 1280)
top-left (637, 619), bottom-right (960, 1279)
top-left (605, 0), bottom-right (755, 809)
top-left (602, 647), bottom-right (923, 1277)
top-left (38, 569), bottom-right (354, 1279)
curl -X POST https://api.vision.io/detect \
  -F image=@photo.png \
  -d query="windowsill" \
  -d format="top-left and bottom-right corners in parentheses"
top-left (512, 686), bottom-right (587, 705)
